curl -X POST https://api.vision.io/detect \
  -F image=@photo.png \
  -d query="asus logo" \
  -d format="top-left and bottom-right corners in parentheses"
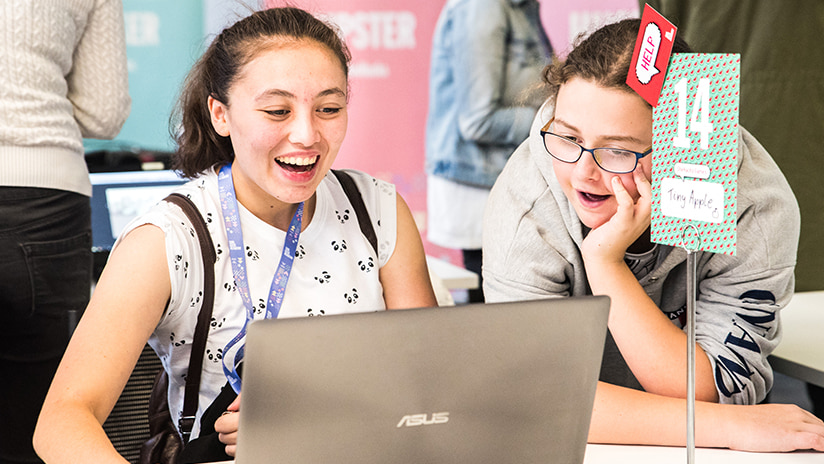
top-left (396, 412), bottom-right (449, 427)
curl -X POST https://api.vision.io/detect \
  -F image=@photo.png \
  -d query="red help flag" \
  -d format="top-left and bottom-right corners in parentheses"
top-left (627, 4), bottom-right (677, 106)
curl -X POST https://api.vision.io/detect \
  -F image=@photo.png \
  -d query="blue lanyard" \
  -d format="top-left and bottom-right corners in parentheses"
top-left (217, 163), bottom-right (304, 393)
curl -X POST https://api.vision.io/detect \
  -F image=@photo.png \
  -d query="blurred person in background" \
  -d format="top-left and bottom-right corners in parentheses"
top-left (0, 1), bottom-right (130, 462)
top-left (425, 0), bottom-right (552, 303)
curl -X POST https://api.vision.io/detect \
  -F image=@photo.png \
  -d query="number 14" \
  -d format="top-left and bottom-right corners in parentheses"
top-left (673, 78), bottom-right (713, 150)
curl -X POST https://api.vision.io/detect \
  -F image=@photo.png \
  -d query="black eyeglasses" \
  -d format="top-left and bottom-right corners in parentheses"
top-left (540, 119), bottom-right (652, 174)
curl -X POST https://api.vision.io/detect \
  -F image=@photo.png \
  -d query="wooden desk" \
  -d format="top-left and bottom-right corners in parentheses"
top-left (769, 291), bottom-right (824, 388)
top-left (584, 444), bottom-right (822, 463)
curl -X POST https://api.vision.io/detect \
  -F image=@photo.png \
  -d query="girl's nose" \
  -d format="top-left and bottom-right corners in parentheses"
top-left (573, 149), bottom-right (602, 181)
top-left (288, 111), bottom-right (320, 146)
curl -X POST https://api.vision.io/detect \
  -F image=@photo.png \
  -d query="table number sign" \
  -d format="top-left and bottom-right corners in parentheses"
top-left (629, 11), bottom-right (742, 462)
top-left (651, 53), bottom-right (740, 255)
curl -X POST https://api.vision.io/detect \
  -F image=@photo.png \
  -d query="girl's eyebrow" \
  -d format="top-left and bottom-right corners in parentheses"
top-left (254, 87), bottom-right (346, 102)
top-left (553, 117), bottom-right (648, 146)
top-left (255, 88), bottom-right (293, 101)
top-left (317, 87), bottom-right (346, 98)
top-left (552, 118), bottom-right (579, 133)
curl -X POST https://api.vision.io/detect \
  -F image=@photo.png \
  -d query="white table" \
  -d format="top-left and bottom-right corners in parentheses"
top-left (425, 255), bottom-right (479, 290)
top-left (584, 444), bottom-right (822, 463)
top-left (769, 291), bottom-right (824, 388)
top-left (211, 444), bottom-right (822, 464)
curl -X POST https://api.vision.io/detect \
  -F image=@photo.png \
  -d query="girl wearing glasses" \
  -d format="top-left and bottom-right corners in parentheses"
top-left (483, 19), bottom-right (824, 451)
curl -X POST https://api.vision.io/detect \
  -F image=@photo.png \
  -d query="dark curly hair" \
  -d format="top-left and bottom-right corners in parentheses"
top-left (170, 7), bottom-right (351, 178)
top-left (542, 18), bottom-right (692, 105)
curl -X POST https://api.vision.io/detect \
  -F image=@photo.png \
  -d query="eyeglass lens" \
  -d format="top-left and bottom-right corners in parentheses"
top-left (544, 133), bottom-right (637, 173)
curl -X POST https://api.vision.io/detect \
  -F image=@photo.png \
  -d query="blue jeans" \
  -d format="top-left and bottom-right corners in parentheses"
top-left (0, 187), bottom-right (91, 464)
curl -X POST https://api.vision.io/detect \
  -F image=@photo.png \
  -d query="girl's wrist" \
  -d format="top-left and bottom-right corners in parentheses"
top-left (581, 245), bottom-right (627, 270)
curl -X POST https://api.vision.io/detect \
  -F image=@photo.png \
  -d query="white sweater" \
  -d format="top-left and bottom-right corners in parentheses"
top-left (0, 0), bottom-right (131, 196)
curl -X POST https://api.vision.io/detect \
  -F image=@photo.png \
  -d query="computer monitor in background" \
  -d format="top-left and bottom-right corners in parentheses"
top-left (89, 170), bottom-right (188, 253)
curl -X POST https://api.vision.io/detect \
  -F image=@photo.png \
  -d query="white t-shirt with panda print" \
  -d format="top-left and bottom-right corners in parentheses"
top-left (114, 168), bottom-right (397, 439)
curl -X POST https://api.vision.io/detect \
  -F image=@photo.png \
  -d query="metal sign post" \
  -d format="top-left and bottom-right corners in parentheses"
top-left (686, 249), bottom-right (697, 464)
top-left (683, 225), bottom-right (700, 464)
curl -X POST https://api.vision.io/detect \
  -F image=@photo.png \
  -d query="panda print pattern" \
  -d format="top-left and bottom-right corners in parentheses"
top-left (126, 169), bottom-right (398, 433)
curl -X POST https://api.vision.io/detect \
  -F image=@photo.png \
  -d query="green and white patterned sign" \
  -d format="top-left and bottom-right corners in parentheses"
top-left (651, 53), bottom-right (739, 255)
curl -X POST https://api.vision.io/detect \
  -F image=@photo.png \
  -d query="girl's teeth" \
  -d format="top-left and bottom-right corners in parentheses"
top-left (277, 156), bottom-right (317, 166)
top-left (582, 192), bottom-right (608, 201)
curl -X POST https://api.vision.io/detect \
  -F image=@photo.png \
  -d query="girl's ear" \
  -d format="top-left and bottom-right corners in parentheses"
top-left (208, 96), bottom-right (231, 137)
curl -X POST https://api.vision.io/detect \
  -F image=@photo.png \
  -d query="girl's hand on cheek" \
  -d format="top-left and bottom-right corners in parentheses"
top-left (581, 169), bottom-right (652, 264)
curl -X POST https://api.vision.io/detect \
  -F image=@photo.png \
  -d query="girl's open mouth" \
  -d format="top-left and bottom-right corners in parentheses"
top-left (578, 191), bottom-right (610, 205)
top-left (275, 155), bottom-right (318, 173)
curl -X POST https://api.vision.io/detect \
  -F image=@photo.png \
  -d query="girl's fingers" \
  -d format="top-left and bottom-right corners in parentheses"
top-left (633, 169), bottom-right (652, 221)
top-left (227, 393), bottom-right (241, 412)
top-left (611, 176), bottom-right (633, 210)
top-left (634, 168), bottom-right (652, 200)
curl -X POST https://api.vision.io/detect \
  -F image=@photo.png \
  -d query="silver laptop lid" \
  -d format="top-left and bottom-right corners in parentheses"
top-left (236, 296), bottom-right (609, 464)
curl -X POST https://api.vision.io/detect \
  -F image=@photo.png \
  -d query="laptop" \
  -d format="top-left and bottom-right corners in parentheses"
top-left (89, 170), bottom-right (187, 252)
top-left (236, 296), bottom-right (609, 464)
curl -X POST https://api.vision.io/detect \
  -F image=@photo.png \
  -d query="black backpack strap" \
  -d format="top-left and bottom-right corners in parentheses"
top-left (163, 193), bottom-right (216, 443)
top-left (331, 169), bottom-right (378, 255)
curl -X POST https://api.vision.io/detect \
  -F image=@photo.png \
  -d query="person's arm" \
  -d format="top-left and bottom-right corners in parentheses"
top-left (33, 225), bottom-right (170, 464)
top-left (68, 0), bottom-right (131, 139)
top-left (450, 0), bottom-right (537, 146)
top-left (587, 258), bottom-right (718, 400)
top-left (581, 170), bottom-right (719, 401)
top-left (584, 156), bottom-right (798, 405)
top-left (380, 193), bottom-right (437, 310)
top-left (589, 381), bottom-right (824, 451)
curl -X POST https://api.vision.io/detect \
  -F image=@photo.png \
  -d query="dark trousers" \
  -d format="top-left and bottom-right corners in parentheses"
top-left (0, 187), bottom-right (92, 464)
top-left (462, 249), bottom-right (484, 303)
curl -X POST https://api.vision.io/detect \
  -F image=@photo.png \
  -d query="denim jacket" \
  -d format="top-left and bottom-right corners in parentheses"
top-left (425, 0), bottom-right (552, 188)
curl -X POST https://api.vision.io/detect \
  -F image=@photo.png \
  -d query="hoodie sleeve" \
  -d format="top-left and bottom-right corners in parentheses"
top-left (695, 127), bottom-right (800, 405)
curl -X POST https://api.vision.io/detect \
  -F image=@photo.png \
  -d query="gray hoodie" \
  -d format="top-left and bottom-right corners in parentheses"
top-left (483, 102), bottom-right (800, 405)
